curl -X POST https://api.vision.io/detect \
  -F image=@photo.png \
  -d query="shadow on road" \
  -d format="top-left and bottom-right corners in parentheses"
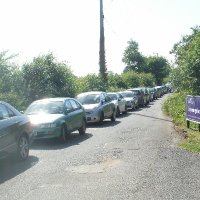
top-left (132, 113), bottom-right (172, 122)
top-left (0, 155), bottom-right (39, 184)
top-left (87, 120), bottom-right (121, 128)
top-left (31, 133), bottom-right (93, 150)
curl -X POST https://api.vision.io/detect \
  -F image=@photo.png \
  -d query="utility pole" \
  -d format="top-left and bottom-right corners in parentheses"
top-left (99, 0), bottom-right (107, 79)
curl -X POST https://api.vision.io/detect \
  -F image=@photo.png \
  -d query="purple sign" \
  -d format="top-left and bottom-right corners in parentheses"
top-left (186, 96), bottom-right (200, 123)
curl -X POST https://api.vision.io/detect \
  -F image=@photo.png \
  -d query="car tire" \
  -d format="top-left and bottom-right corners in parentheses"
top-left (132, 103), bottom-right (136, 110)
top-left (111, 109), bottom-right (116, 122)
top-left (17, 135), bottom-right (29, 161)
top-left (122, 105), bottom-right (127, 114)
top-left (60, 125), bottom-right (68, 143)
top-left (99, 112), bottom-right (104, 125)
top-left (116, 107), bottom-right (120, 117)
top-left (79, 119), bottom-right (86, 135)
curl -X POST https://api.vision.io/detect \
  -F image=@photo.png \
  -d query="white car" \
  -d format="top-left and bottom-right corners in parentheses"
top-left (107, 92), bottom-right (127, 117)
top-left (119, 91), bottom-right (138, 110)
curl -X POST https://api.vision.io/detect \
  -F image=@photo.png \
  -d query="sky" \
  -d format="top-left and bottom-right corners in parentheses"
top-left (1, 0), bottom-right (200, 76)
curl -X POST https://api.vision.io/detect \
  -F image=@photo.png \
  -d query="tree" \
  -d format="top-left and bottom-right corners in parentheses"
top-left (22, 53), bottom-right (76, 103)
top-left (0, 51), bottom-right (26, 109)
top-left (145, 56), bottom-right (171, 85)
top-left (76, 74), bottom-right (107, 94)
top-left (122, 40), bottom-right (146, 73)
top-left (170, 26), bottom-right (200, 94)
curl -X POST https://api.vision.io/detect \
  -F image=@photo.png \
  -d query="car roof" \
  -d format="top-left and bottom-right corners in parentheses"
top-left (119, 90), bottom-right (132, 93)
top-left (128, 88), bottom-right (141, 90)
top-left (77, 91), bottom-right (104, 96)
top-left (31, 97), bottom-right (73, 103)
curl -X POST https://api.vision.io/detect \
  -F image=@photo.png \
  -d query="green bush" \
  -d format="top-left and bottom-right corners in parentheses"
top-left (163, 92), bottom-right (186, 125)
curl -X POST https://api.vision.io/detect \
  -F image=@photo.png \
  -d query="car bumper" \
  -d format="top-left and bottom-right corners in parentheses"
top-left (32, 127), bottom-right (61, 140)
top-left (85, 112), bottom-right (101, 123)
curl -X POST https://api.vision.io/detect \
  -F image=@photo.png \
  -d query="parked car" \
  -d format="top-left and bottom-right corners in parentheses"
top-left (0, 101), bottom-right (33, 161)
top-left (148, 88), bottom-right (154, 102)
top-left (107, 92), bottom-right (127, 117)
top-left (25, 98), bottom-right (86, 143)
top-left (127, 88), bottom-right (145, 107)
top-left (154, 86), bottom-right (163, 98)
top-left (76, 91), bottom-right (116, 124)
top-left (118, 91), bottom-right (138, 110)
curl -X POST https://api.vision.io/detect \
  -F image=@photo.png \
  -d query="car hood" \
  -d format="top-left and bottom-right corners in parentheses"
top-left (82, 104), bottom-right (99, 111)
top-left (27, 114), bottom-right (64, 125)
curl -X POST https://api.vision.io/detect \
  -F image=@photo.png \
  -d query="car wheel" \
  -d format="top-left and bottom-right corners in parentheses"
top-left (116, 107), bottom-right (120, 117)
top-left (111, 109), bottom-right (116, 122)
top-left (99, 112), bottom-right (104, 125)
top-left (123, 105), bottom-right (128, 114)
top-left (17, 135), bottom-right (29, 161)
top-left (132, 103), bottom-right (136, 110)
top-left (79, 119), bottom-right (86, 135)
top-left (60, 125), bottom-right (68, 143)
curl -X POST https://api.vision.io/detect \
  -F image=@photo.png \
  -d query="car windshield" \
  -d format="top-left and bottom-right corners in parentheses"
top-left (107, 94), bottom-right (117, 101)
top-left (131, 91), bottom-right (139, 95)
top-left (77, 94), bottom-right (100, 105)
top-left (120, 92), bottom-right (133, 98)
top-left (25, 101), bottom-right (64, 115)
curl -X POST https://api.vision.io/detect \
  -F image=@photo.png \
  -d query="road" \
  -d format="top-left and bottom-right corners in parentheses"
top-left (1, 94), bottom-right (200, 200)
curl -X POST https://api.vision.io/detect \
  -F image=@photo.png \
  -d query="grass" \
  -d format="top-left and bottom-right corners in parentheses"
top-left (163, 92), bottom-right (200, 153)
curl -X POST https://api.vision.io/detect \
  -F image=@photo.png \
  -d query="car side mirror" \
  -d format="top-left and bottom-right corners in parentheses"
top-left (101, 99), bottom-right (105, 104)
top-left (64, 108), bottom-right (71, 114)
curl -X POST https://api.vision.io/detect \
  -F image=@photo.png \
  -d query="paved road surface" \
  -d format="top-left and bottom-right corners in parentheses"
top-left (1, 94), bottom-right (200, 200)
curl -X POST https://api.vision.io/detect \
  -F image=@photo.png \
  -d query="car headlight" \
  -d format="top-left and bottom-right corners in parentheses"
top-left (40, 123), bottom-right (57, 128)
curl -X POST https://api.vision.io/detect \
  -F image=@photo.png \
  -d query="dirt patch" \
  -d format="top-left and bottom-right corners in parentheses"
top-left (66, 159), bottom-right (122, 174)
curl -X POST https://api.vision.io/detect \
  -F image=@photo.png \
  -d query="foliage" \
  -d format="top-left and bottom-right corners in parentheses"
top-left (107, 72), bottom-right (127, 91)
top-left (122, 40), bottom-right (145, 73)
top-left (0, 51), bottom-right (18, 93)
top-left (75, 74), bottom-right (107, 94)
top-left (164, 92), bottom-right (200, 152)
top-left (170, 26), bottom-right (200, 95)
top-left (122, 40), bottom-right (171, 85)
top-left (0, 92), bottom-right (25, 111)
top-left (22, 53), bottom-right (76, 103)
top-left (121, 71), bottom-right (155, 88)
top-left (145, 56), bottom-right (171, 85)
top-left (163, 92), bottom-right (186, 125)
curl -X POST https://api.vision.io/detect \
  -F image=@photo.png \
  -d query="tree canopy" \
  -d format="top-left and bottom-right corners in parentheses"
top-left (170, 26), bottom-right (200, 94)
top-left (122, 39), bottom-right (170, 85)
top-left (22, 53), bottom-right (76, 103)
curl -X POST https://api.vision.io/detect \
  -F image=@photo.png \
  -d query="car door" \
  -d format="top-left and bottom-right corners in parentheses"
top-left (0, 104), bottom-right (18, 158)
top-left (118, 93), bottom-right (125, 111)
top-left (69, 99), bottom-right (83, 130)
top-left (103, 93), bottom-right (113, 117)
top-left (63, 100), bottom-right (76, 132)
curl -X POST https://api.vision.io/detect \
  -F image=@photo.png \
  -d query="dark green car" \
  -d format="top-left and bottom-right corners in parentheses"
top-left (25, 98), bottom-right (86, 143)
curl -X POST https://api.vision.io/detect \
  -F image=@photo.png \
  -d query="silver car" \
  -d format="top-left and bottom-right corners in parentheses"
top-left (107, 92), bottom-right (127, 117)
top-left (119, 91), bottom-right (138, 110)
top-left (76, 91), bottom-right (116, 124)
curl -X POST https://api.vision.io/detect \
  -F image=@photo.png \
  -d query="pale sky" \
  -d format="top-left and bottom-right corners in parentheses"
top-left (1, 0), bottom-right (200, 76)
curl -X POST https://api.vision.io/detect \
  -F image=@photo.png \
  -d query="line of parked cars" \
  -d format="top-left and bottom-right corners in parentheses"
top-left (0, 85), bottom-right (170, 161)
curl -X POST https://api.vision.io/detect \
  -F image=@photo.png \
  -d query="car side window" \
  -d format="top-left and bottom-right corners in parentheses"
top-left (7, 107), bottom-right (15, 117)
top-left (64, 100), bottom-right (73, 112)
top-left (118, 93), bottom-right (123, 100)
top-left (100, 93), bottom-right (105, 103)
top-left (69, 99), bottom-right (81, 110)
top-left (0, 104), bottom-right (10, 120)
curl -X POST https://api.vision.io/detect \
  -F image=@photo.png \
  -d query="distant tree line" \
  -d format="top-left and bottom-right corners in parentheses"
top-left (0, 39), bottom-right (171, 110)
